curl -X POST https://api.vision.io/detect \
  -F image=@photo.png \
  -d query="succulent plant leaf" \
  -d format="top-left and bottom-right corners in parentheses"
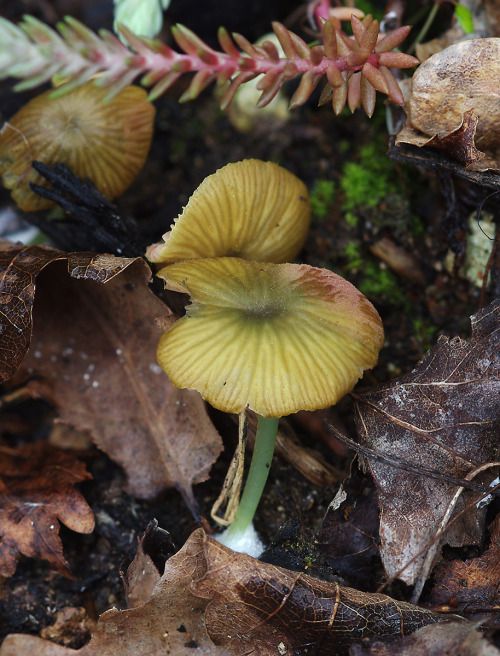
top-left (359, 19), bottom-right (379, 53)
top-left (331, 78), bottom-right (348, 115)
top-left (379, 66), bottom-right (404, 105)
top-left (377, 52), bottom-right (419, 69)
top-left (362, 62), bottom-right (390, 95)
top-left (0, 15), bottom-right (416, 118)
top-left (156, 258), bottom-right (384, 417)
top-left (375, 26), bottom-right (411, 54)
top-left (271, 22), bottom-right (298, 59)
top-left (146, 160), bottom-right (311, 265)
top-left (326, 65), bottom-right (343, 89)
top-left (350, 15), bottom-right (365, 46)
top-left (348, 72), bottom-right (361, 112)
top-left (360, 74), bottom-right (376, 117)
top-left (322, 20), bottom-right (338, 60)
top-left (217, 26), bottom-right (241, 58)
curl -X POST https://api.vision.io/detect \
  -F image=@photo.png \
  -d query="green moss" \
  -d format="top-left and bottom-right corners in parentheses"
top-left (343, 241), bottom-right (363, 270)
top-left (410, 213), bottom-right (425, 237)
top-left (345, 211), bottom-right (358, 228)
top-left (353, 0), bottom-right (384, 20)
top-left (341, 141), bottom-right (398, 214)
top-left (342, 242), bottom-right (409, 308)
top-left (358, 261), bottom-right (410, 310)
top-left (309, 179), bottom-right (336, 222)
top-left (412, 318), bottom-right (439, 353)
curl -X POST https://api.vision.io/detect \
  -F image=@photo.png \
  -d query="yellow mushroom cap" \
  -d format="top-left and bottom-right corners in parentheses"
top-left (157, 257), bottom-right (384, 417)
top-left (0, 83), bottom-right (155, 212)
top-left (146, 159), bottom-right (311, 265)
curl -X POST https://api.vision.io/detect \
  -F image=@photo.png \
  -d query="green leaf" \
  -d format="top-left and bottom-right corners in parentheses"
top-left (454, 4), bottom-right (474, 34)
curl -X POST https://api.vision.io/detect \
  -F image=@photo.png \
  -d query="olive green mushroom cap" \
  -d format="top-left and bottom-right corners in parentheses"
top-left (0, 82), bottom-right (155, 212)
top-left (146, 159), bottom-right (311, 265)
top-left (157, 257), bottom-right (384, 417)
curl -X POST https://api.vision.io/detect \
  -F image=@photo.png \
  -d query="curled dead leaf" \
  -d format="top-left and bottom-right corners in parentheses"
top-left (0, 528), bottom-right (459, 656)
top-left (190, 530), bottom-right (458, 655)
top-left (396, 38), bottom-right (500, 171)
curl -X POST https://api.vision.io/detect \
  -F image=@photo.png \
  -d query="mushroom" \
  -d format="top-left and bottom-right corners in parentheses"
top-left (0, 82), bottom-right (155, 212)
top-left (146, 159), bottom-right (311, 265)
top-left (156, 256), bottom-right (384, 553)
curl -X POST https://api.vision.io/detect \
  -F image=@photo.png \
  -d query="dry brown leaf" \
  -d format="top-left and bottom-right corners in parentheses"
top-left (121, 520), bottom-right (176, 608)
top-left (350, 621), bottom-right (500, 655)
top-left (354, 300), bottom-right (500, 584)
top-left (0, 441), bottom-right (94, 577)
top-left (0, 242), bottom-right (134, 382)
top-left (190, 531), bottom-right (456, 655)
top-left (40, 607), bottom-right (95, 649)
top-left (0, 528), bottom-right (230, 656)
top-left (395, 110), bottom-right (500, 171)
top-left (0, 242), bottom-right (222, 513)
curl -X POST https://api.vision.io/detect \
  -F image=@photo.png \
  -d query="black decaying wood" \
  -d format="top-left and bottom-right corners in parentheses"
top-left (28, 162), bottom-right (146, 257)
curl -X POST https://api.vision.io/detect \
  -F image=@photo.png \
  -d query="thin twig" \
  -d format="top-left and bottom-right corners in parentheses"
top-left (324, 423), bottom-right (499, 496)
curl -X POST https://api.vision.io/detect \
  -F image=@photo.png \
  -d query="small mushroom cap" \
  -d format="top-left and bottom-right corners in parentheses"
top-left (146, 159), bottom-right (311, 265)
top-left (0, 83), bottom-right (155, 211)
top-left (157, 257), bottom-right (384, 417)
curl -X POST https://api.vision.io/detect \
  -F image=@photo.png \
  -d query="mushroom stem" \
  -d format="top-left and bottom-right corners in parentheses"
top-left (219, 415), bottom-right (279, 550)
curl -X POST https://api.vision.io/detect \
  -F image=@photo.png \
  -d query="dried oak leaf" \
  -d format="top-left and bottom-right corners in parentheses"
top-left (0, 441), bottom-right (94, 578)
top-left (350, 621), bottom-right (500, 656)
top-left (429, 514), bottom-right (500, 616)
top-left (396, 109), bottom-right (486, 168)
top-left (190, 531), bottom-right (455, 655)
top-left (354, 300), bottom-right (500, 584)
top-left (0, 242), bottom-right (222, 513)
top-left (0, 528), bottom-right (231, 656)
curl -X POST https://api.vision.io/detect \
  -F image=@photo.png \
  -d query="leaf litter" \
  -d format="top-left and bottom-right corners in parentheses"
top-left (0, 528), bottom-right (463, 656)
top-left (0, 244), bottom-right (499, 652)
top-left (353, 300), bottom-right (500, 587)
top-left (0, 243), bottom-right (222, 516)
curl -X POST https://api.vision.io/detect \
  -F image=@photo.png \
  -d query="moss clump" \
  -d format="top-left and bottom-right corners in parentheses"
top-left (359, 262), bottom-right (410, 310)
top-left (343, 242), bottom-right (363, 272)
top-left (310, 179), bottom-right (336, 222)
top-left (342, 242), bottom-right (410, 310)
top-left (412, 317), bottom-right (439, 354)
top-left (340, 142), bottom-right (399, 216)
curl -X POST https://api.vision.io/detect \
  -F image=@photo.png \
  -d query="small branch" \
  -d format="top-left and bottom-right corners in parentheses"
top-left (325, 422), bottom-right (500, 497)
